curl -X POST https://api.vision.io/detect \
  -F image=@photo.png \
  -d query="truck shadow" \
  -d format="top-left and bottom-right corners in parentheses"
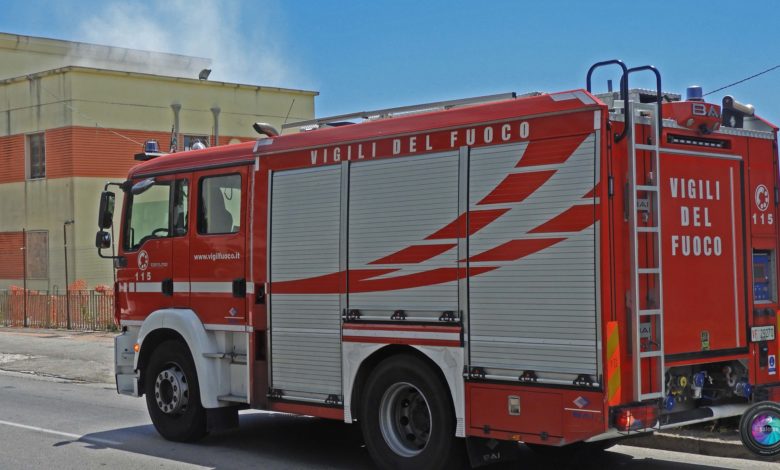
top-left (70, 411), bottom-right (734, 470)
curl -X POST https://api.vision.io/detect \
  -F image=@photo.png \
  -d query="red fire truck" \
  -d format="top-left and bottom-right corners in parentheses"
top-left (98, 60), bottom-right (780, 468)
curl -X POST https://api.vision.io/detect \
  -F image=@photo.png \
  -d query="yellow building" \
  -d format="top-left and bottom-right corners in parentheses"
top-left (0, 32), bottom-right (317, 293)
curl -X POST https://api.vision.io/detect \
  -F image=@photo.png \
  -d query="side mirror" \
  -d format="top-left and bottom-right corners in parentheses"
top-left (95, 230), bottom-right (111, 249)
top-left (98, 191), bottom-right (116, 229)
top-left (131, 178), bottom-right (156, 195)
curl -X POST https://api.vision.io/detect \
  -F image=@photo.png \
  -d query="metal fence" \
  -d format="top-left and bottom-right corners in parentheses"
top-left (0, 290), bottom-right (117, 331)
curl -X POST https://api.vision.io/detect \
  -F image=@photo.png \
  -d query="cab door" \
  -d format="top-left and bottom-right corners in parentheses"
top-left (189, 168), bottom-right (249, 326)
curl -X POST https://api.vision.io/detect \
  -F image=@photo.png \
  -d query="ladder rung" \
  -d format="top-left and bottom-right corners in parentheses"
top-left (640, 350), bottom-right (664, 358)
top-left (635, 144), bottom-right (659, 151)
top-left (639, 309), bottom-right (662, 316)
top-left (636, 185), bottom-right (658, 192)
top-left (637, 227), bottom-right (659, 233)
top-left (637, 268), bottom-right (660, 274)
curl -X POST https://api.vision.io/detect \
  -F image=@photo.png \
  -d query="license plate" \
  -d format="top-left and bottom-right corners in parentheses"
top-left (751, 326), bottom-right (776, 342)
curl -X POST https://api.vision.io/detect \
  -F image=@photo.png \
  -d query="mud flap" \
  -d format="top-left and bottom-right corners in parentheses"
top-left (465, 437), bottom-right (521, 467)
top-left (206, 407), bottom-right (240, 432)
top-left (115, 331), bottom-right (139, 396)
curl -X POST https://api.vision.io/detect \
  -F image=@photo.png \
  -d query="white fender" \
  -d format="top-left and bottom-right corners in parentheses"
top-left (135, 308), bottom-right (229, 409)
top-left (342, 343), bottom-right (466, 438)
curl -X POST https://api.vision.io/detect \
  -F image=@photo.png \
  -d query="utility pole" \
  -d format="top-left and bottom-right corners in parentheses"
top-left (63, 220), bottom-right (74, 329)
top-left (22, 228), bottom-right (27, 328)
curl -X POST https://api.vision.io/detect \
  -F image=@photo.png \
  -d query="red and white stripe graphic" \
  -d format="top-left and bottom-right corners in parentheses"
top-left (342, 324), bottom-right (462, 347)
top-left (272, 127), bottom-right (599, 294)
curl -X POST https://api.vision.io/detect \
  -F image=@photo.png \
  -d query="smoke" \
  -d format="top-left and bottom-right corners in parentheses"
top-left (74, 0), bottom-right (291, 86)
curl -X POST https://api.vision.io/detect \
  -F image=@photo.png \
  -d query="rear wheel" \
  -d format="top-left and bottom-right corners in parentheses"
top-left (360, 354), bottom-right (463, 470)
top-left (740, 401), bottom-right (780, 457)
top-left (144, 340), bottom-right (208, 442)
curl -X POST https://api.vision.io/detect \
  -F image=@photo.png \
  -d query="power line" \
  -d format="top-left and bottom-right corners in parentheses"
top-left (704, 64), bottom-right (780, 96)
top-left (38, 84), bottom-right (144, 145)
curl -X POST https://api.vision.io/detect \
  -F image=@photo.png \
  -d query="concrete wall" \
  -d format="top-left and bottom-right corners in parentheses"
top-left (0, 32), bottom-right (211, 80)
top-left (1, 68), bottom-right (316, 139)
top-left (0, 66), bottom-right (317, 290)
top-left (0, 178), bottom-right (74, 291)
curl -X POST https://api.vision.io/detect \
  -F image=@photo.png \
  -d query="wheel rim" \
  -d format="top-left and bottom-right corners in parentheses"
top-left (378, 382), bottom-right (432, 457)
top-left (154, 362), bottom-right (189, 415)
top-left (750, 411), bottom-right (780, 447)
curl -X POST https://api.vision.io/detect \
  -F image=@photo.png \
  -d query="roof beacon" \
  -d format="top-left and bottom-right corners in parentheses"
top-left (134, 139), bottom-right (167, 161)
top-left (686, 86), bottom-right (704, 101)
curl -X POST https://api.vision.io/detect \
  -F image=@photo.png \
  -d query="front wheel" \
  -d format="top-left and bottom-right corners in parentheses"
top-left (360, 354), bottom-right (464, 470)
top-left (740, 401), bottom-right (780, 457)
top-left (144, 340), bottom-right (208, 442)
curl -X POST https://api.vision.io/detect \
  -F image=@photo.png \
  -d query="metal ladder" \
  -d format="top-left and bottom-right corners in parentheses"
top-left (626, 97), bottom-right (666, 402)
top-left (587, 61), bottom-right (666, 402)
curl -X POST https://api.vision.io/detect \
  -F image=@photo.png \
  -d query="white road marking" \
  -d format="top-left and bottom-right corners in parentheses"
top-left (0, 419), bottom-right (122, 446)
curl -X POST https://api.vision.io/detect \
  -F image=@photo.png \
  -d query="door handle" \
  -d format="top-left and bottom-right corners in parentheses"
top-left (161, 278), bottom-right (173, 296)
top-left (232, 278), bottom-right (246, 298)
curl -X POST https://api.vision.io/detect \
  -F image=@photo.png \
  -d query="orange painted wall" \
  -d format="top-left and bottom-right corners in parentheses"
top-left (0, 232), bottom-right (24, 278)
top-left (0, 126), bottom-right (254, 182)
top-left (0, 135), bottom-right (25, 182)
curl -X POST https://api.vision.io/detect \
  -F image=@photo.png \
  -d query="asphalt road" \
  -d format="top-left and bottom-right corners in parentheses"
top-left (0, 370), bottom-right (777, 470)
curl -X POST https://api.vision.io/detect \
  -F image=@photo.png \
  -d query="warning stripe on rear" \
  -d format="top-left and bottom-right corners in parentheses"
top-left (606, 321), bottom-right (621, 405)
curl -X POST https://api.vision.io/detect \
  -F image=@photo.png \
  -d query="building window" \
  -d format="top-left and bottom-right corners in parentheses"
top-left (25, 230), bottom-right (49, 279)
top-left (27, 133), bottom-right (46, 179)
top-left (183, 135), bottom-right (209, 151)
top-left (198, 174), bottom-right (241, 235)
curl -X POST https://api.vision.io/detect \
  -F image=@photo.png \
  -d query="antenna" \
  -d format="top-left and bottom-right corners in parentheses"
top-left (284, 98), bottom-right (296, 125)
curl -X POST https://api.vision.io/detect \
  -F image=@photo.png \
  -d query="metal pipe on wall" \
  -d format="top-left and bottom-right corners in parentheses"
top-left (22, 228), bottom-right (26, 327)
top-left (63, 219), bottom-right (74, 329)
top-left (171, 103), bottom-right (181, 152)
top-left (211, 107), bottom-right (220, 146)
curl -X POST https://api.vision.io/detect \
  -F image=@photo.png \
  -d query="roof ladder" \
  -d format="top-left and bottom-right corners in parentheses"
top-left (281, 92), bottom-right (522, 131)
top-left (627, 92), bottom-right (666, 402)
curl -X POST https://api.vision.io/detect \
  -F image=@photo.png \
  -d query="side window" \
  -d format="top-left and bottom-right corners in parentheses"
top-left (124, 182), bottom-right (171, 251)
top-left (172, 179), bottom-right (189, 236)
top-left (198, 174), bottom-right (241, 235)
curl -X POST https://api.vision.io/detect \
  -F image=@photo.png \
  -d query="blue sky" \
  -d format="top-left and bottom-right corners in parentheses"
top-left (2, 0), bottom-right (779, 124)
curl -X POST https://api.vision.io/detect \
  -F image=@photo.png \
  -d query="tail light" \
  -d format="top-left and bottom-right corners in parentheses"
top-left (613, 405), bottom-right (659, 431)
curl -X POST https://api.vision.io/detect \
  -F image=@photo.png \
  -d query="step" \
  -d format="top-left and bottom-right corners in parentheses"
top-left (636, 185), bottom-right (659, 192)
top-left (637, 227), bottom-right (659, 233)
top-left (218, 394), bottom-right (248, 403)
top-left (203, 352), bottom-right (248, 364)
top-left (639, 391), bottom-right (665, 401)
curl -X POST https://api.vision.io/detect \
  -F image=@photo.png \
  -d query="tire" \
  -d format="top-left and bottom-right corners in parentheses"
top-left (360, 354), bottom-right (464, 470)
top-left (144, 339), bottom-right (208, 442)
top-left (739, 401), bottom-right (780, 457)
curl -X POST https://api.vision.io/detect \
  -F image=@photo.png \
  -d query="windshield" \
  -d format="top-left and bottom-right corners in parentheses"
top-left (123, 182), bottom-right (170, 251)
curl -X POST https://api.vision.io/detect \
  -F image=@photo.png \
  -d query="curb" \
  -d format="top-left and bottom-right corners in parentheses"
top-left (622, 431), bottom-right (780, 463)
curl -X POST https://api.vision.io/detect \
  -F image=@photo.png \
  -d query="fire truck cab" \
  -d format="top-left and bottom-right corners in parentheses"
top-left (100, 60), bottom-right (780, 468)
